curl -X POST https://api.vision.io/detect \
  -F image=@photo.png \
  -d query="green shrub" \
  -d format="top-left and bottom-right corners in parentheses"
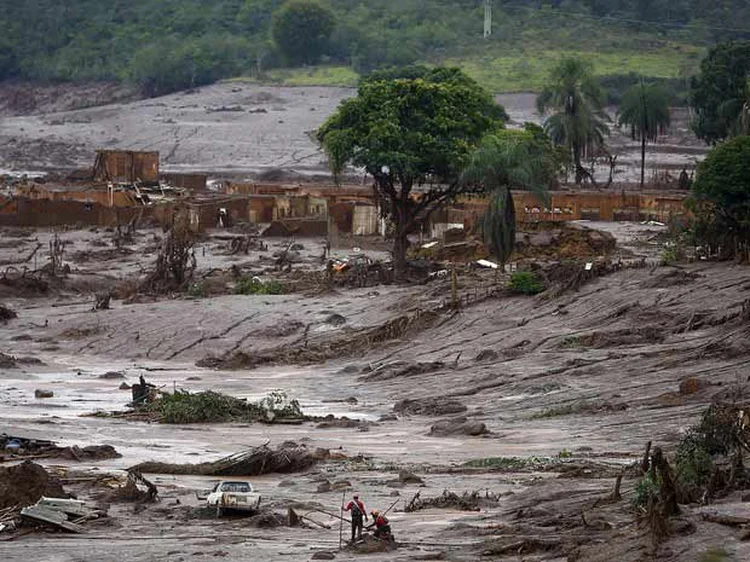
top-left (187, 281), bottom-right (207, 297)
top-left (508, 271), bottom-right (544, 295)
top-left (234, 277), bottom-right (284, 295)
top-left (660, 243), bottom-right (686, 265)
top-left (675, 430), bottom-right (714, 494)
top-left (632, 472), bottom-right (660, 509)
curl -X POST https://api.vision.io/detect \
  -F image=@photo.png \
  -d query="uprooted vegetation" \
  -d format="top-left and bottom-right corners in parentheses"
top-left (134, 390), bottom-right (305, 424)
top-left (630, 399), bottom-right (750, 545)
top-left (130, 442), bottom-right (317, 476)
top-left (140, 211), bottom-right (197, 294)
top-left (404, 489), bottom-right (501, 512)
top-left (198, 309), bottom-right (442, 370)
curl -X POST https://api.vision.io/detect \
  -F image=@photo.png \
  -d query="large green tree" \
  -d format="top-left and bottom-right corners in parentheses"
top-left (317, 67), bottom-right (506, 280)
top-left (618, 80), bottom-right (671, 188)
top-left (271, 0), bottom-right (335, 65)
top-left (461, 127), bottom-right (554, 266)
top-left (690, 41), bottom-right (750, 144)
top-left (537, 58), bottom-right (609, 185)
top-left (690, 135), bottom-right (750, 260)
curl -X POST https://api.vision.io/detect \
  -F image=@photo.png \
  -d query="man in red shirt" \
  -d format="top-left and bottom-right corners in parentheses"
top-left (370, 509), bottom-right (392, 540)
top-left (344, 493), bottom-right (367, 541)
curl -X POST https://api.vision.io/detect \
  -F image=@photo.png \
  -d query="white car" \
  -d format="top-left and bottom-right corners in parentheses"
top-left (202, 480), bottom-right (262, 517)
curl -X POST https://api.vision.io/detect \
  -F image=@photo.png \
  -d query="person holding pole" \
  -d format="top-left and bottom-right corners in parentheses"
top-left (343, 493), bottom-right (367, 542)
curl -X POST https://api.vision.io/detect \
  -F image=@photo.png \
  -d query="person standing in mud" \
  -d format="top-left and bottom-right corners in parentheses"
top-left (344, 493), bottom-right (367, 542)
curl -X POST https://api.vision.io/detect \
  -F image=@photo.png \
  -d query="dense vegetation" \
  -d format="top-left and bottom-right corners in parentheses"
top-left (688, 135), bottom-right (750, 260)
top-left (2, 1), bottom-right (749, 96)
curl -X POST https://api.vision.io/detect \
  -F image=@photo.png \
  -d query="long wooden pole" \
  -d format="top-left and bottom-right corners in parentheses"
top-left (382, 497), bottom-right (399, 517)
top-left (338, 491), bottom-right (345, 549)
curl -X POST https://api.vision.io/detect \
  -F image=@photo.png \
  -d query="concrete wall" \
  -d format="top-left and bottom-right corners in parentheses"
top-left (161, 173), bottom-right (207, 191)
top-left (449, 190), bottom-right (689, 230)
top-left (13, 184), bottom-right (136, 207)
top-left (0, 197), bottom-right (152, 228)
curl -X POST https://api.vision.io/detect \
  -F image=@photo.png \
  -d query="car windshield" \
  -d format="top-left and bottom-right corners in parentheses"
top-left (219, 481), bottom-right (251, 493)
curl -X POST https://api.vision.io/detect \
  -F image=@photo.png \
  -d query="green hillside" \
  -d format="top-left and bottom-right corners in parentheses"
top-left (1, 1), bottom-right (746, 95)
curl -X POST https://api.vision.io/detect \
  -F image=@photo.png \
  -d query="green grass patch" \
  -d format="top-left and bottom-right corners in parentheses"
top-left (462, 456), bottom-right (551, 470)
top-left (449, 45), bottom-right (701, 93)
top-left (234, 65), bottom-right (359, 87)
top-left (234, 277), bottom-right (284, 296)
top-left (508, 271), bottom-right (544, 295)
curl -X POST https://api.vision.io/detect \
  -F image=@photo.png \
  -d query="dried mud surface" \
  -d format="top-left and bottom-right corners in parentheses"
top-left (1, 223), bottom-right (749, 561)
top-left (0, 82), bottom-right (705, 182)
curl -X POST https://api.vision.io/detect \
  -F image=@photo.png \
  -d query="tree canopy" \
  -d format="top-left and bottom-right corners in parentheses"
top-left (271, 1), bottom-right (335, 65)
top-left (690, 41), bottom-right (750, 144)
top-left (689, 135), bottom-right (750, 259)
top-left (618, 81), bottom-right (671, 187)
top-left (317, 67), bottom-right (505, 280)
top-left (461, 127), bottom-right (554, 265)
top-left (537, 58), bottom-right (609, 184)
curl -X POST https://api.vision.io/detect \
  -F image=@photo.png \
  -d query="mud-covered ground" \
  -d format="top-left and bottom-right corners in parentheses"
top-left (1, 222), bottom-right (749, 561)
top-left (0, 82), bottom-right (705, 182)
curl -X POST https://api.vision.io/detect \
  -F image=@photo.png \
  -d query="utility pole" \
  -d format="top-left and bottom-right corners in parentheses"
top-left (483, 0), bottom-right (492, 38)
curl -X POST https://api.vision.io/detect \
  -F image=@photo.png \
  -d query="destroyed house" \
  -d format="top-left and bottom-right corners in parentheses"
top-left (93, 150), bottom-right (159, 184)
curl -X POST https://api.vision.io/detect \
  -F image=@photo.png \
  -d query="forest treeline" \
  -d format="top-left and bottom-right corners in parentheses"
top-left (1, 1), bottom-right (748, 96)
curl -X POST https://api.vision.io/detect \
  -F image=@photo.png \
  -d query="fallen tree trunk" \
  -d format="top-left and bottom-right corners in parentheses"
top-left (130, 443), bottom-right (316, 476)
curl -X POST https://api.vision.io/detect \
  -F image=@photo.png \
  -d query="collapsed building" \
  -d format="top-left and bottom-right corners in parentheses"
top-left (0, 150), bottom-right (690, 237)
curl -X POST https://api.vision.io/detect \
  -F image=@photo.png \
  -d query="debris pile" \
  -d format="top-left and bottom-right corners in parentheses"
top-left (404, 489), bottom-right (500, 512)
top-left (139, 389), bottom-right (305, 424)
top-left (1, 435), bottom-right (120, 462)
top-left (130, 442), bottom-right (316, 476)
top-left (429, 417), bottom-right (488, 437)
top-left (20, 496), bottom-right (106, 534)
top-left (394, 397), bottom-right (467, 416)
top-left (0, 461), bottom-right (67, 510)
top-left (110, 470), bottom-right (158, 503)
top-left (515, 222), bottom-right (617, 260)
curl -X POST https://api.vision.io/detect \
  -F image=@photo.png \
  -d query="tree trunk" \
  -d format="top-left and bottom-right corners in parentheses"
top-left (392, 199), bottom-right (409, 283)
top-left (392, 231), bottom-right (408, 283)
top-left (640, 136), bottom-right (646, 188)
top-left (573, 145), bottom-right (584, 184)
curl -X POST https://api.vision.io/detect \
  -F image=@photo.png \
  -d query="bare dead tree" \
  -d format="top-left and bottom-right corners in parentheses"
top-left (141, 210), bottom-right (196, 293)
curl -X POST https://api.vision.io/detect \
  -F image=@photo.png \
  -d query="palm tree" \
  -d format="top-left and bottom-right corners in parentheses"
top-left (537, 58), bottom-right (609, 185)
top-left (618, 80), bottom-right (671, 188)
top-left (461, 130), bottom-right (551, 266)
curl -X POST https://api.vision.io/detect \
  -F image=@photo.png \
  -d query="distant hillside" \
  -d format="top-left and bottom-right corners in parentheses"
top-left (1, 1), bottom-right (747, 95)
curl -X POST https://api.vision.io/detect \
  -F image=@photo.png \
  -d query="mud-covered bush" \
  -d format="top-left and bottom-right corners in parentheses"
top-left (674, 401), bottom-right (750, 502)
top-left (149, 390), bottom-right (303, 424)
top-left (508, 271), bottom-right (544, 295)
top-left (235, 277), bottom-right (284, 295)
